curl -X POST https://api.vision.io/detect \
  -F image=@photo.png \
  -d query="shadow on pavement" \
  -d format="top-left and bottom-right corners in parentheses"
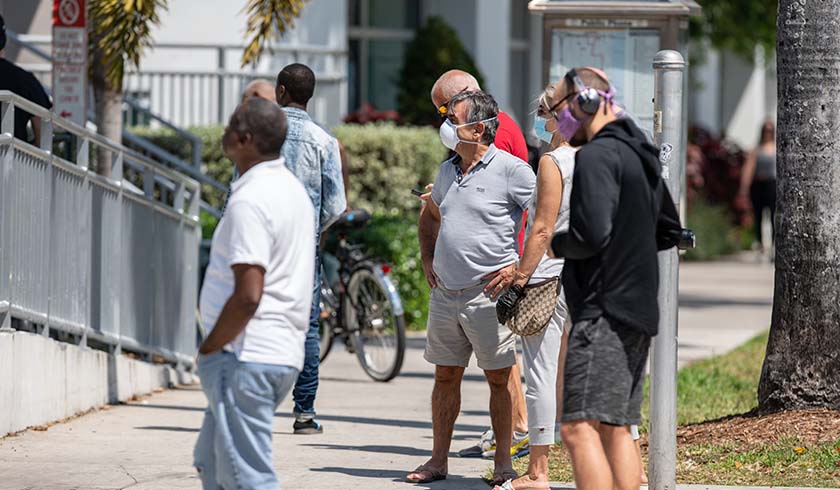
top-left (135, 425), bottom-right (200, 433)
top-left (273, 412), bottom-right (487, 433)
top-left (302, 443), bottom-right (431, 457)
top-left (679, 294), bottom-right (772, 309)
top-left (310, 466), bottom-right (474, 488)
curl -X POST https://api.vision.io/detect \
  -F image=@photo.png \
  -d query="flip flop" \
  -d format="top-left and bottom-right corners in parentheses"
top-left (484, 468), bottom-right (519, 486)
top-left (406, 464), bottom-right (447, 484)
top-left (494, 479), bottom-right (551, 490)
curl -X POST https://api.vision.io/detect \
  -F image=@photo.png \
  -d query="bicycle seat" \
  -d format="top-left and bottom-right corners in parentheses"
top-left (333, 209), bottom-right (371, 230)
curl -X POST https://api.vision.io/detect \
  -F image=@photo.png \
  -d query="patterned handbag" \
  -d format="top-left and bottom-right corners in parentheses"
top-left (505, 277), bottom-right (561, 336)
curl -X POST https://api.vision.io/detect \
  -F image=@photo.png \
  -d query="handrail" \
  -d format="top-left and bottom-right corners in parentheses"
top-left (7, 29), bottom-right (204, 167)
top-left (6, 29), bottom-right (225, 216)
top-left (0, 90), bottom-right (201, 220)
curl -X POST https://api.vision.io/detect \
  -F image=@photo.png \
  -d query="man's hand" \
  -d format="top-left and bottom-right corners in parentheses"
top-left (496, 284), bottom-right (526, 325)
top-left (418, 183), bottom-right (434, 211)
top-left (422, 257), bottom-right (439, 289)
top-left (198, 264), bottom-right (264, 355)
top-left (483, 263), bottom-right (516, 298)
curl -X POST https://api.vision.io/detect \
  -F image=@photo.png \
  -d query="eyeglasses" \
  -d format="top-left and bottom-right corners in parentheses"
top-left (537, 94), bottom-right (573, 117)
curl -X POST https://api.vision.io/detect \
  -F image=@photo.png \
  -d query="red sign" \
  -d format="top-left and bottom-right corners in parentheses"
top-left (53, 0), bottom-right (86, 28)
top-left (52, 0), bottom-right (87, 126)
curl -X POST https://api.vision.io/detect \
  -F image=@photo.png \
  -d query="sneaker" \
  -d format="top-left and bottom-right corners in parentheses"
top-left (458, 428), bottom-right (495, 458)
top-left (481, 431), bottom-right (529, 460)
top-left (293, 416), bottom-right (324, 435)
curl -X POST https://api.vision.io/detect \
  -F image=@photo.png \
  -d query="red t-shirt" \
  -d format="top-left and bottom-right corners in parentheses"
top-left (494, 111), bottom-right (530, 254)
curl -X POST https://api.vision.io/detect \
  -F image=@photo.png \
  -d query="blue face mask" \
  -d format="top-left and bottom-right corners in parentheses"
top-left (533, 114), bottom-right (554, 144)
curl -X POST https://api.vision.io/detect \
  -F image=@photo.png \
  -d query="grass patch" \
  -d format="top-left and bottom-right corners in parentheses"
top-left (522, 331), bottom-right (840, 487)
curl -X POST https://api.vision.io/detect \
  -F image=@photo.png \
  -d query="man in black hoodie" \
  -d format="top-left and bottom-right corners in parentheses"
top-left (550, 67), bottom-right (682, 490)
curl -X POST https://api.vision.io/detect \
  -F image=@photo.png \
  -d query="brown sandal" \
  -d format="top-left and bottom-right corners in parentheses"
top-left (406, 464), bottom-right (447, 484)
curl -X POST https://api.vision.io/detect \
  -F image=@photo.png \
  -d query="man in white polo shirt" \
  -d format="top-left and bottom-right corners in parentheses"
top-left (194, 98), bottom-right (315, 490)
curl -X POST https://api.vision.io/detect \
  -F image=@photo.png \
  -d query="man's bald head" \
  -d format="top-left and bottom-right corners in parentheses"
top-left (555, 67), bottom-right (611, 101)
top-left (430, 69), bottom-right (481, 109)
top-left (224, 98), bottom-right (287, 158)
top-left (242, 79), bottom-right (277, 103)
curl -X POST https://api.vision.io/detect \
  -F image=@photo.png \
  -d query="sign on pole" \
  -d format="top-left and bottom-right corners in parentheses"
top-left (52, 0), bottom-right (87, 126)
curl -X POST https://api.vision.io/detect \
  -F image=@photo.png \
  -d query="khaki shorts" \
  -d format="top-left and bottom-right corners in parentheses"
top-left (423, 283), bottom-right (516, 371)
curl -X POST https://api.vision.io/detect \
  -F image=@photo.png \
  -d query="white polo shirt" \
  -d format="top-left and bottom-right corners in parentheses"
top-left (199, 157), bottom-right (315, 368)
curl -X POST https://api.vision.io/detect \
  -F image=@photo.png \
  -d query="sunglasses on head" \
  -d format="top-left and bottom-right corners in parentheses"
top-left (437, 87), bottom-right (472, 118)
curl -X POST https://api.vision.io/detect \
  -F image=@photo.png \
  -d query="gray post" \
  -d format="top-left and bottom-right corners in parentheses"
top-left (649, 50), bottom-right (686, 490)
top-left (217, 47), bottom-right (226, 125)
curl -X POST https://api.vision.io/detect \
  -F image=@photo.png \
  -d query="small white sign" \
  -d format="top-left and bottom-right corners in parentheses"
top-left (52, 0), bottom-right (87, 126)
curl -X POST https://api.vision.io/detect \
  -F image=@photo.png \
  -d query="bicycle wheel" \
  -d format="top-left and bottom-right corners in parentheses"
top-left (344, 265), bottom-right (406, 382)
top-left (318, 271), bottom-right (338, 363)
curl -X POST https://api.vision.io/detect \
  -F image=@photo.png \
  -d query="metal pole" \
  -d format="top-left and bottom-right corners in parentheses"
top-left (649, 50), bottom-right (686, 490)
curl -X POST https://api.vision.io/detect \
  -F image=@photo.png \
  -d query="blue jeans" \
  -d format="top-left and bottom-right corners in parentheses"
top-left (194, 352), bottom-right (298, 490)
top-left (293, 250), bottom-right (321, 415)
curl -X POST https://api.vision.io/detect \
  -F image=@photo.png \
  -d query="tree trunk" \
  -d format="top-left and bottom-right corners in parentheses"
top-left (757, 0), bottom-right (840, 413)
top-left (90, 45), bottom-right (122, 179)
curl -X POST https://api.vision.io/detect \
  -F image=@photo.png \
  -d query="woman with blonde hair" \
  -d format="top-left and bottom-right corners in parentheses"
top-left (488, 83), bottom-right (575, 489)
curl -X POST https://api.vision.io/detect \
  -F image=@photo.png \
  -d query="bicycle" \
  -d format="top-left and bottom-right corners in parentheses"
top-left (318, 209), bottom-right (406, 382)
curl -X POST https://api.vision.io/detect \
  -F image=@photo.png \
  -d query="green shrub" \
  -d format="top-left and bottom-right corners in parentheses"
top-left (684, 197), bottom-right (746, 261)
top-left (332, 123), bottom-right (447, 217)
top-left (335, 214), bottom-right (429, 330)
top-left (397, 16), bottom-right (485, 126)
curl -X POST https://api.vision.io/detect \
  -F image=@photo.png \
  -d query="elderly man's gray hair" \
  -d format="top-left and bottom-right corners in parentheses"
top-left (447, 91), bottom-right (499, 144)
top-left (229, 98), bottom-right (288, 155)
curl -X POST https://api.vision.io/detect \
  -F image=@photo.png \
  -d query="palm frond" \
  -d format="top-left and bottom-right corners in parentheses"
top-left (88, 0), bottom-right (168, 90)
top-left (240, 0), bottom-right (308, 68)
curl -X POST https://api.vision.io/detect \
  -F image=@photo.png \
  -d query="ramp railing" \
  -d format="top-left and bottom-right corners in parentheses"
top-left (0, 91), bottom-right (200, 368)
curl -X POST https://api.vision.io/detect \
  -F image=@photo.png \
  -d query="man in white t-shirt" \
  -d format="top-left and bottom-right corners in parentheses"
top-left (193, 98), bottom-right (315, 490)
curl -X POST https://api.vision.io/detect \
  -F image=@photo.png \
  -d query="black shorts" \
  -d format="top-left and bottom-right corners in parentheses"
top-left (561, 316), bottom-right (651, 426)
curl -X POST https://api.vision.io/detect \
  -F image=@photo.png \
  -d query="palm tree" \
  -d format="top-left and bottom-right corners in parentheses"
top-left (88, 0), bottom-right (307, 176)
top-left (757, 0), bottom-right (840, 412)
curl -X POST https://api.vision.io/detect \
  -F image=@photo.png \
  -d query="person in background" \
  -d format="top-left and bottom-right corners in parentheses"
top-left (407, 91), bottom-right (535, 486)
top-left (427, 69), bottom-right (531, 461)
top-left (274, 63), bottom-right (347, 436)
top-left (194, 98), bottom-right (315, 489)
top-left (738, 120), bottom-right (777, 259)
top-left (0, 14), bottom-right (51, 144)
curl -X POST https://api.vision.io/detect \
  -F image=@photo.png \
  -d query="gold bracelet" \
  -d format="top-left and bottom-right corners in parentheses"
top-left (514, 270), bottom-right (529, 281)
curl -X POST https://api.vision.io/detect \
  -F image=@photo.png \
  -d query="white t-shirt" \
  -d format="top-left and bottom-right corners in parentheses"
top-left (199, 157), bottom-right (315, 368)
top-left (527, 146), bottom-right (577, 283)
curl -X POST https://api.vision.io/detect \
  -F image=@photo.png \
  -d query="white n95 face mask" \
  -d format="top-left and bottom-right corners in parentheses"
top-left (438, 118), bottom-right (497, 150)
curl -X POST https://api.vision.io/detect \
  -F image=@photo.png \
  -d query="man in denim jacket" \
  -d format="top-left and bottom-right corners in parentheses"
top-left (275, 63), bottom-right (346, 434)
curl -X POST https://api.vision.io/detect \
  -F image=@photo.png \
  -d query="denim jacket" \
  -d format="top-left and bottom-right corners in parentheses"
top-left (281, 107), bottom-right (346, 232)
top-left (223, 108), bottom-right (346, 232)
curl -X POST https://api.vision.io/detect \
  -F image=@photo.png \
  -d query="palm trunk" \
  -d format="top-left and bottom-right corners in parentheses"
top-left (757, 0), bottom-right (840, 412)
top-left (90, 44), bottom-right (122, 178)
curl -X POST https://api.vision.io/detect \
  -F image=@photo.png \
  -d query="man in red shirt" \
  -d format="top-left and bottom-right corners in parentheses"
top-left (422, 69), bottom-right (530, 460)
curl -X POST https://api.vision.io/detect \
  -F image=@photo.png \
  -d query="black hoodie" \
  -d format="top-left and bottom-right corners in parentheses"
top-left (552, 117), bottom-right (682, 336)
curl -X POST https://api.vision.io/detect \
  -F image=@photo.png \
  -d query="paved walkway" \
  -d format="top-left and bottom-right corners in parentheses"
top-left (0, 258), bottom-right (777, 490)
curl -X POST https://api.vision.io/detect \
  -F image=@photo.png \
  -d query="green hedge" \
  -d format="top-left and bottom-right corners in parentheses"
top-left (684, 197), bottom-right (748, 261)
top-left (333, 123), bottom-right (447, 216)
top-left (132, 123), bottom-right (443, 328)
top-left (132, 123), bottom-right (446, 218)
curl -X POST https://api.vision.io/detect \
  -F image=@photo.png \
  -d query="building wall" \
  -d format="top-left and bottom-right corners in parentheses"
top-left (688, 44), bottom-right (777, 151)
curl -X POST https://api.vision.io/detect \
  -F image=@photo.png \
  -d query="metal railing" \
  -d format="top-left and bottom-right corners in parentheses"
top-left (122, 42), bottom-right (346, 127)
top-left (7, 30), bottom-right (225, 219)
top-left (0, 91), bottom-right (201, 368)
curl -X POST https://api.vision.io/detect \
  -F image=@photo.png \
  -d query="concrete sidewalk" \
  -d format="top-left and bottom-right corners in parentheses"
top-left (0, 258), bottom-right (780, 490)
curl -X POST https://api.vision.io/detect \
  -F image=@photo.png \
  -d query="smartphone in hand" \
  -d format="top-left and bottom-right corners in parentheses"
top-left (410, 188), bottom-right (425, 197)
